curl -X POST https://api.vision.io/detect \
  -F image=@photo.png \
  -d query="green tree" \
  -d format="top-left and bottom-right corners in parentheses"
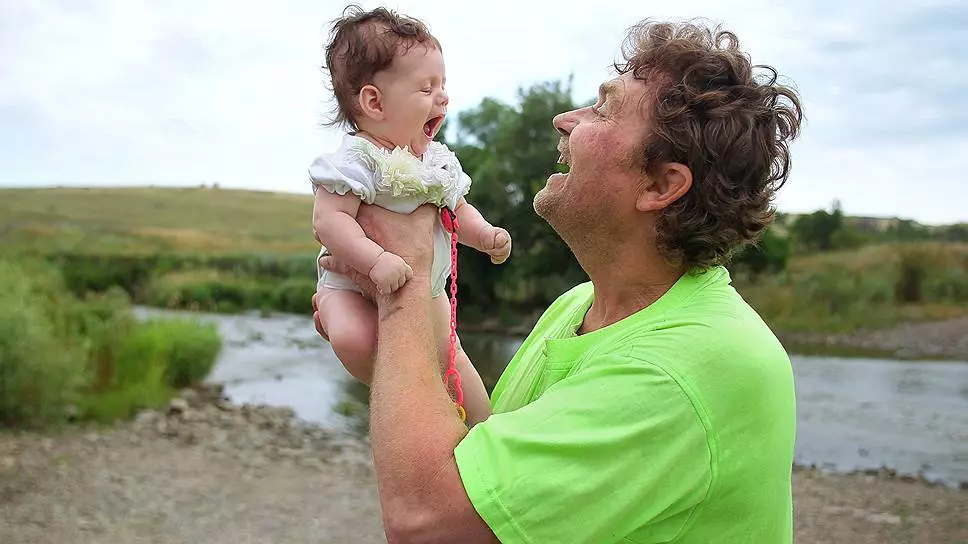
top-left (790, 200), bottom-right (845, 252)
top-left (450, 78), bottom-right (587, 314)
top-left (731, 227), bottom-right (791, 277)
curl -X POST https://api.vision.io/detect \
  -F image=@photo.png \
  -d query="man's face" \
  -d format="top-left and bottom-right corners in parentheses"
top-left (534, 72), bottom-right (654, 240)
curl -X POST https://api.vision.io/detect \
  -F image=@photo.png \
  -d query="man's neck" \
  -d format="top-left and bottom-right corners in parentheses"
top-left (576, 243), bottom-right (687, 335)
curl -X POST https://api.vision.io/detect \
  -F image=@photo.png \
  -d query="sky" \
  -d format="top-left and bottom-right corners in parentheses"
top-left (1, 0), bottom-right (966, 224)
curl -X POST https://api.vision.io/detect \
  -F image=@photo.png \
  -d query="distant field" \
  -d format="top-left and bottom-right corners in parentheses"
top-left (0, 187), bottom-right (317, 255)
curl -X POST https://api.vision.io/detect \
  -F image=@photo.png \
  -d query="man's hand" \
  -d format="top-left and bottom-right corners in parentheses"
top-left (479, 226), bottom-right (512, 264)
top-left (312, 202), bottom-right (438, 331)
top-left (356, 203), bottom-right (437, 279)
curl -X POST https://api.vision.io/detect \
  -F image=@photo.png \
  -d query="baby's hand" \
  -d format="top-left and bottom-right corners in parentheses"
top-left (368, 252), bottom-right (413, 294)
top-left (480, 226), bottom-right (512, 265)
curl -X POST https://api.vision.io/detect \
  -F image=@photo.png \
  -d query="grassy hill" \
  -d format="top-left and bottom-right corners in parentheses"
top-left (0, 186), bottom-right (317, 255)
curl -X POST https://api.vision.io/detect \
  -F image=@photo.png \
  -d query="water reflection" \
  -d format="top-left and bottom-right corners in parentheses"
top-left (135, 307), bottom-right (968, 488)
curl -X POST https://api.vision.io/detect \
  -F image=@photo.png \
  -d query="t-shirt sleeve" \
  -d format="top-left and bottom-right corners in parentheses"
top-left (307, 152), bottom-right (377, 204)
top-left (453, 355), bottom-right (713, 544)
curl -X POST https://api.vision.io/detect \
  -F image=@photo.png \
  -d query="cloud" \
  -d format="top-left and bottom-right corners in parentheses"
top-left (0, 0), bottom-right (965, 224)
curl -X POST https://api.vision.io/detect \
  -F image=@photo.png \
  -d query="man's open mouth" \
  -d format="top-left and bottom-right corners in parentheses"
top-left (423, 115), bottom-right (444, 139)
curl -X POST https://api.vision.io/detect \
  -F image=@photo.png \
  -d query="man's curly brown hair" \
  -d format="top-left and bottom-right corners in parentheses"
top-left (322, 4), bottom-right (441, 131)
top-left (616, 19), bottom-right (804, 270)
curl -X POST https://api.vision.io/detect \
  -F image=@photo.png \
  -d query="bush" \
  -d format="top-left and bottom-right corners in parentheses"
top-left (78, 316), bottom-right (221, 422)
top-left (0, 258), bottom-right (224, 427)
top-left (154, 318), bottom-right (222, 389)
top-left (894, 247), bottom-right (931, 303)
top-left (273, 277), bottom-right (318, 314)
top-left (925, 268), bottom-right (968, 303)
top-left (144, 270), bottom-right (281, 314)
top-left (0, 260), bottom-right (88, 428)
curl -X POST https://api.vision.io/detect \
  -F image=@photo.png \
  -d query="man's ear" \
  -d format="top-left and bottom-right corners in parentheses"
top-left (358, 84), bottom-right (384, 121)
top-left (636, 162), bottom-right (692, 212)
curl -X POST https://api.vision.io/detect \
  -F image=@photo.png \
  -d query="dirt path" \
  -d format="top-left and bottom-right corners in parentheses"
top-left (1, 388), bottom-right (965, 544)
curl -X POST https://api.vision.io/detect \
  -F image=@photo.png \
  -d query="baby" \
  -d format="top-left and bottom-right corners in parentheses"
top-left (310, 6), bottom-right (511, 418)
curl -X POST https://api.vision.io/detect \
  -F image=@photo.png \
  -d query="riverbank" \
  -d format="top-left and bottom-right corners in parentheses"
top-left (778, 316), bottom-right (968, 361)
top-left (1, 385), bottom-right (965, 544)
top-left (466, 313), bottom-right (968, 362)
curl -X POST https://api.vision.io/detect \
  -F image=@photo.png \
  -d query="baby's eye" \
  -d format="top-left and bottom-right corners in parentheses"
top-left (421, 88), bottom-right (433, 94)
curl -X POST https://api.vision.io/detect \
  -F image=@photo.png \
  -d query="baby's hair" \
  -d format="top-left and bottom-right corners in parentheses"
top-left (322, 4), bottom-right (441, 131)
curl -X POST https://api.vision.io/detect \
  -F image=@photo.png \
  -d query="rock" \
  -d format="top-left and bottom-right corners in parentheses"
top-left (178, 388), bottom-right (200, 405)
top-left (135, 410), bottom-right (159, 426)
top-left (216, 400), bottom-right (239, 413)
top-left (178, 409), bottom-right (198, 423)
top-left (1, 456), bottom-right (15, 470)
top-left (65, 404), bottom-right (79, 421)
top-left (168, 397), bottom-right (189, 414)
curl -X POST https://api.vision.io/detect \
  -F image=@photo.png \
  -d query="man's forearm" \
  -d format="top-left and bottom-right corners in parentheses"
top-left (370, 277), bottom-right (468, 515)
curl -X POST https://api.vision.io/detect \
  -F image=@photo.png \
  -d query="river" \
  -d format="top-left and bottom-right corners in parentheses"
top-left (135, 307), bottom-right (968, 488)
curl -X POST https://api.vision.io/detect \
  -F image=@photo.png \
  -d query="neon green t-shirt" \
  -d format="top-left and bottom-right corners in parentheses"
top-left (454, 266), bottom-right (796, 543)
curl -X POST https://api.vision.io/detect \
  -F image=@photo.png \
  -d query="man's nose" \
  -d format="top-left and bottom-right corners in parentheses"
top-left (553, 109), bottom-right (578, 136)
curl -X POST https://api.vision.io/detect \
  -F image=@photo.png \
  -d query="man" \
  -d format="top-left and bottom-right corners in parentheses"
top-left (313, 18), bottom-right (803, 543)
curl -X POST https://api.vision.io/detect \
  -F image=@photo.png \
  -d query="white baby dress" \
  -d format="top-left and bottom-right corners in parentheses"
top-left (310, 133), bottom-right (472, 297)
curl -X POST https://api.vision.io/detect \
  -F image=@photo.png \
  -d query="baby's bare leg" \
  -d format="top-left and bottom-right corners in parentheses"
top-left (316, 286), bottom-right (377, 384)
top-left (434, 294), bottom-right (492, 426)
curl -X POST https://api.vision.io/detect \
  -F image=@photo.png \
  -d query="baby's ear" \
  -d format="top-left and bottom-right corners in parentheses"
top-left (358, 84), bottom-right (384, 121)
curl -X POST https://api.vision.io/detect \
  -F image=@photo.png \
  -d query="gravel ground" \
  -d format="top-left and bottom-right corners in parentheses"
top-left (1, 386), bottom-right (965, 544)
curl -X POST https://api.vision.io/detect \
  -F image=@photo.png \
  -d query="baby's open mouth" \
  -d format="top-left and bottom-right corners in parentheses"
top-left (423, 115), bottom-right (444, 139)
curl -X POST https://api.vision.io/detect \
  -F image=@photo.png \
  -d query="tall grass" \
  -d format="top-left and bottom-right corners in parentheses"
top-left (0, 258), bottom-right (224, 428)
top-left (0, 260), bottom-right (88, 428)
top-left (736, 243), bottom-right (968, 333)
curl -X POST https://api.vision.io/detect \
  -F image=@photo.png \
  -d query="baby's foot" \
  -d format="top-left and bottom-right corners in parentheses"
top-left (480, 226), bottom-right (512, 264)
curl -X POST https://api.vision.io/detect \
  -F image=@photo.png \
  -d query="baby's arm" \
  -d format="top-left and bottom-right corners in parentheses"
top-left (453, 197), bottom-right (511, 264)
top-left (313, 189), bottom-right (413, 293)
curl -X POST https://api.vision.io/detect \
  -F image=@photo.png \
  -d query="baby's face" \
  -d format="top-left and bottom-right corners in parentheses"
top-left (369, 44), bottom-right (449, 157)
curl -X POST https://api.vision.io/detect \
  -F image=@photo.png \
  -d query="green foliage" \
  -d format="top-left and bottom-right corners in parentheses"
top-left (0, 258), bottom-right (223, 428)
top-left (123, 318), bottom-right (221, 390)
top-left (736, 243), bottom-right (968, 333)
top-left (272, 277), bottom-right (319, 315)
top-left (894, 247), bottom-right (930, 303)
top-left (789, 201), bottom-right (845, 252)
top-left (730, 227), bottom-right (792, 277)
top-left (0, 260), bottom-right (88, 428)
top-left (451, 78), bottom-right (589, 310)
